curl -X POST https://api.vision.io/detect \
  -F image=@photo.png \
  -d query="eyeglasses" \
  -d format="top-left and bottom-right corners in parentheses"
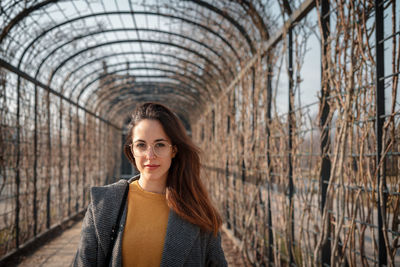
top-left (129, 141), bottom-right (173, 158)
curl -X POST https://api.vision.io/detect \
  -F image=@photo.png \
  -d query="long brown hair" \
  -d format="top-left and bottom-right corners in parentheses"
top-left (123, 103), bottom-right (222, 235)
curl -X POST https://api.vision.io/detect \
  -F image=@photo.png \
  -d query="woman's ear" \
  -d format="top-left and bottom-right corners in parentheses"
top-left (172, 146), bottom-right (178, 158)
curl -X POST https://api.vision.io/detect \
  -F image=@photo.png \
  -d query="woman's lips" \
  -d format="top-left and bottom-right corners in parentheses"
top-left (144, 164), bottom-right (160, 170)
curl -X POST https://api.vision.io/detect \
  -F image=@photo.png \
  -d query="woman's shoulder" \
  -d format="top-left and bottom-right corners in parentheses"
top-left (89, 176), bottom-right (137, 207)
top-left (90, 179), bottom-right (126, 196)
top-left (90, 175), bottom-right (139, 198)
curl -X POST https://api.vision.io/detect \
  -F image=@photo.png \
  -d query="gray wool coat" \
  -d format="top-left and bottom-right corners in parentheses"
top-left (73, 176), bottom-right (228, 267)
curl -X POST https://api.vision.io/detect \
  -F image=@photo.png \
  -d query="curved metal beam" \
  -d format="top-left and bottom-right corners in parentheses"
top-left (188, 0), bottom-right (255, 54)
top-left (70, 61), bottom-right (212, 102)
top-left (60, 51), bottom-right (217, 93)
top-left (15, 11), bottom-right (241, 71)
top-left (83, 67), bottom-right (211, 111)
top-left (74, 67), bottom-right (207, 103)
top-left (39, 39), bottom-right (227, 92)
top-left (60, 52), bottom-right (222, 104)
top-left (282, 0), bottom-right (293, 15)
top-left (92, 83), bottom-right (202, 117)
top-left (90, 79), bottom-right (203, 110)
top-left (88, 77), bottom-right (206, 115)
top-left (235, 0), bottom-right (270, 40)
top-left (0, 0), bottom-right (59, 43)
top-left (42, 28), bottom-right (234, 86)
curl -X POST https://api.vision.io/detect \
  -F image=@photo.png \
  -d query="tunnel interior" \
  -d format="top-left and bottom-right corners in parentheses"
top-left (1, 0), bottom-right (400, 265)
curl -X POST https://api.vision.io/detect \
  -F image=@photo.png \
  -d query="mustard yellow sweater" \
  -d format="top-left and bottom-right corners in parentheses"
top-left (122, 180), bottom-right (169, 266)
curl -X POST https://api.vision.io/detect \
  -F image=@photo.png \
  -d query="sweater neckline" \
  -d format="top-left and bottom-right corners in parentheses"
top-left (130, 180), bottom-right (166, 201)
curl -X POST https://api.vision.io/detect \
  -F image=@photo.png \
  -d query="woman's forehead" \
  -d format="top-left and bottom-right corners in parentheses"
top-left (132, 119), bottom-right (170, 141)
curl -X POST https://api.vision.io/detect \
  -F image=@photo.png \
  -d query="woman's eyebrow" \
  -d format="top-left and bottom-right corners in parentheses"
top-left (133, 138), bottom-right (168, 143)
top-left (155, 138), bottom-right (168, 142)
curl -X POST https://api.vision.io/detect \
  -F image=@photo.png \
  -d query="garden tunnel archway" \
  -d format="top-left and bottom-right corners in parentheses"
top-left (1, 0), bottom-right (399, 266)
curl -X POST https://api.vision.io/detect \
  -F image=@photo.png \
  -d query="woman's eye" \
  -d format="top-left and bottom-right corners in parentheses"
top-left (155, 142), bottom-right (166, 148)
top-left (135, 143), bottom-right (146, 149)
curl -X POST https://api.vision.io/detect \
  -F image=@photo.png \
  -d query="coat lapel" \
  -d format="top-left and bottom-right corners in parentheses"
top-left (160, 211), bottom-right (200, 267)
top-left (112, 176), bottom-right (138, 267)
top-left (90, 180), bottom-right (128, 259)
top-left (111, 203), bottom-right (128, 267)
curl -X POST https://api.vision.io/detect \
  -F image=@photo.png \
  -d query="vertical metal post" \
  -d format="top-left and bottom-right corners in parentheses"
top-left (374, 0), bottom-right (387, 265)
top-left (211, 110), bottom-right (215, 139)
top-left (33, 84), bottom-right (38, 236)
top-left (265, 53), bottom-right (274, 266)
top-left (82, 112), bottom-right (87, 207)
top-left (241, 159), bottom-right (246, 231)
top-left (320, 0), bottom-right (332, 264)
top-left (225, 160), bottom-right (231, 229)
top-left (75, 106), bottom-right (80, 212)
top-left (59, 96), bottom-right (63, 221)
top-left (287, 26), bottom-right (295, 265)
top-left (46, 90), bottom-right (51, 228)
top-left (15, 76), bottom-right (21, 248)
top-left (105, 124), bottom-right (109, 184)
top-left (251, 67), bottom-right (256, 139)
top-left (232, 165), bottom-right (237, 237)
top-left (232, 90), bottom-right (237, 237)
top-left (68, 106), bottom-right (72, 216)
top-left (98, 119), bottom-right (102, 185)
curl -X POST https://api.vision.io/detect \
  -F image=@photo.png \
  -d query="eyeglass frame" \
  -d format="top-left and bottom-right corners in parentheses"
top-left (129, 141), bottom-right (174, 158)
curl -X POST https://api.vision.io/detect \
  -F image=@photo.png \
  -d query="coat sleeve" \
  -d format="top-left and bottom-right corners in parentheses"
top-left (73, 203), bottom-right (99, 267)
top-left (206, 231), bottom-right (228, 267)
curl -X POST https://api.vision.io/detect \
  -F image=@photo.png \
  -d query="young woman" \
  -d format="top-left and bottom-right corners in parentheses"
top-left (74, 103), bottom-right (227, 266)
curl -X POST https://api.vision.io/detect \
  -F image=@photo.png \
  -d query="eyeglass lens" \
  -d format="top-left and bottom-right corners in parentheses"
top-left (131, 141), bottom-right (171, 157)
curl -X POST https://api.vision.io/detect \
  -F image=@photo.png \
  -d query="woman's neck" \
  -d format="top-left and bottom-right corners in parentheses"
top-left (138, 176), bottom-right (166, 194)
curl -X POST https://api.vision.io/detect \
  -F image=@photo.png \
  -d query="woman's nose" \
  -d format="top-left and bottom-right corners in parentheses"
top-left (145, 146), bottom-right (156, 158)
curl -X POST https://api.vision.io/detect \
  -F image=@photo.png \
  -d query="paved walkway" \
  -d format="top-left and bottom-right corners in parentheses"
top-left (15, 221), bottom-right (248, 267)
top-left (16, 221), bottom-right (82, 267)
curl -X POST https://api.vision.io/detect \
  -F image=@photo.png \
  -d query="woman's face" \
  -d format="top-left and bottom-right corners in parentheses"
top-left (132, 119), bottom-right (176, 184)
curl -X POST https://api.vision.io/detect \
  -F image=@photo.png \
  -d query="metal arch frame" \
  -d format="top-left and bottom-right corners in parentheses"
top-left (90, 81), bottom-right (205, 115)
top-left (187, 0), bottom-right (255, 54)
top-left (60, 51), bottom-right (219, 92)
top-left (2, 0), bottom-right (258, 130)
top-left (74, 67), bottom-right (207, 105)
top-left (234, 0), bottom-right (270, 41)
top-left (39, 27), bottom-right (234, 84)
top-left (83, 69), bottom-right (211, 112)
top-left (81, 72), bottom-right (201, 101)
top-left (0, 57), bottom-right (119, 129)
top-left (105, 95), bottom-right (196, 126)
top-left (88, 75), bottom-right (204, 115)
top-left (69, 61), bottom-right (213, 103)
top-left (40, 39), bottom-right (227, 92)
top-left (282, 0), bottom-right (293, 15)
top-left (59, 52), bottom-right (221, 106)
top-left (12, 10), bottom-right (243, 72)
top-left (91, 82), bottom-right (197, 112)
top-left (4, 3), bottom-right (252, 130)
top-left (0, 0), bottom-right (59, 43)
top-left (75, 61), bottom-right (211, 98)
top-left (92, 83), bottom-right (201, 118)
top-left (12, 9), bottom-right (234, 105)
